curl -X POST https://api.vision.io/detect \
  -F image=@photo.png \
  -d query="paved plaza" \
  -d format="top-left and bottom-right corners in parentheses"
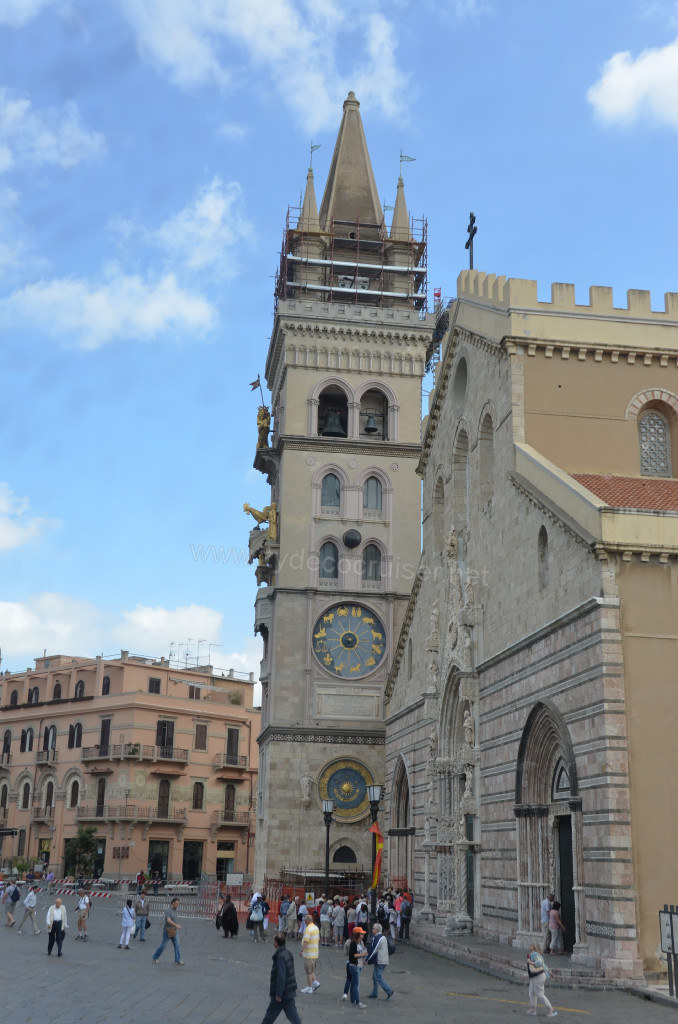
top-left (1, 899), bottom-right (674, 1023)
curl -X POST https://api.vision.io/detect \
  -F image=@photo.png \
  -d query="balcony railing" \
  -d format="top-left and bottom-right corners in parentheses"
top-left (214, 752), bottom-right (249, 769)
top-left (31, 805), bottom-right (55, 822)
top-left (81, 744), bottom-right (189, 764)
top-left (76, 804), bottom-right (187, 823)
top-left (211, 808), bottom-right (249, 826)
top-left (36, 749), bottom-right (58, 764)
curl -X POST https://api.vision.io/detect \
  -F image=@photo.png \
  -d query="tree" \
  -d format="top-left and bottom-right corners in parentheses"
top-left (64, 826), bottom-right (98, 876)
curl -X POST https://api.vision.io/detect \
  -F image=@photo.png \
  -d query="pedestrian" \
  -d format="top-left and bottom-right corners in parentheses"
top-left (299, 911), bottom-right (320, 994)
top-left (527, 943), bottom-right (557, 1017)
top-left (346, 899), bottom-right (357, 938)
top-left (152, 897), bottom-right (184, 964)
top-left (152, 870), bottom-right (161, 895)
top-left (366, 923), bottom-right (395, 1000)
top-left (251, 893), bottom-right (266, 942)
top-left (262, 893), bottom-right (271, 938)
top-left (136, 870), bottom-right (146, 895)
top-left (548, 901), bottom-right (565, 955)
top-left (260, 931), bottom-right (301, 1024)
top-left (75, 888), bottom-right (91, 941)
top-left (388, 900), bottom-right (398, 940)
top-left (319, 896), bottom-right (332, 946)
top-left (347, 925), bottom-right (368, 1007)
top-left (285, 896), bottom-right (299, 940)
top-left (219, 895), bottom-right (239, 938)
top-left (297, 900), bottom-right (308, 938)
top-left (133, 889), bottom-right (150, 941)
top-left (4, 879), bottom-right (21, 926)
top-left (118, 899), bottom-right (135, 948)
top-left (399, 892), bottom-right (412, 941)
top-left (540, 891), bottom-right (554, 954)
top-left (332, 899), bottom-right (345, 948)
top-left (45, 868), bottom-right (55, 891)
top-left (279, 894), bottom-right (291, 931)
top-left (17, 885), bottom-right (41, 935)
top-left (46, 897), bottom-right (68, 956)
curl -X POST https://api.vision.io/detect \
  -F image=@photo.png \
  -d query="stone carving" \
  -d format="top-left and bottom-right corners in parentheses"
top-left (463, 765), bottom-right (473, 800)
top-left (257, 405), bottom-right (271, 448)
top-left (429, 730), bottom-right (438, 761)
top-left (463, 707), bottom-right (475, 748)
top-left (424, 816), bottom-right (432, 845)
top-left (300, 770), bottom-right (312, 808)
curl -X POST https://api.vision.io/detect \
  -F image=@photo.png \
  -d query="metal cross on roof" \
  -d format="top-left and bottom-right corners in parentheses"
top-left (465, 212), bottom-right (477, 270)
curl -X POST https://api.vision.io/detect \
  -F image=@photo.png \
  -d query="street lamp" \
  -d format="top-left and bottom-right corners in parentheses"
top-left (367, 784), bottom-right (382, 927)
top-left (322, 799), bottom-right (334, 901)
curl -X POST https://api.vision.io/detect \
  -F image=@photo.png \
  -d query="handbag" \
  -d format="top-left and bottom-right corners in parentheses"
top-left (166, 925), bottom-right (176, 938)
top-left (145, 918), bottom-right (151, 930)
top-left (215, 913), bottom-right (222, 931)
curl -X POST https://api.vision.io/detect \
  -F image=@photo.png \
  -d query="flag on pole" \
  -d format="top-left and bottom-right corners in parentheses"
top-left (249, 375), bottom-right (261, 391)
top-left (369, 820), bottom-right (384, 890)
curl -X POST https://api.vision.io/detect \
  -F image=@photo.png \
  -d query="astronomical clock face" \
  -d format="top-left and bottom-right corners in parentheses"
top-left (312, 603), bottom-right (386, 678)
top-left (318, 758), bottom-right (373, 822)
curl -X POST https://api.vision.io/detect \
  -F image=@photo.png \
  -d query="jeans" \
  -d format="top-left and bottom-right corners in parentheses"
top-left (370, 963), bottom-right (393, 997)
top-left (252, 921), bottom-right (265, 941)
top-left (260, 997), bottom-right (302, 1024)
top-left (348, 963), bottom-right (361, 1004)
top-left (400, 918), bottom-right (410, 940)
top-left (153, 928), bottom-right (181, 962)
top-left (134, 916), bottom-right (147, 940)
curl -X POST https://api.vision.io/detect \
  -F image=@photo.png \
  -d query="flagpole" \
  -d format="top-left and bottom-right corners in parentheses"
top-left (367, 784), bottom-right (382, 928)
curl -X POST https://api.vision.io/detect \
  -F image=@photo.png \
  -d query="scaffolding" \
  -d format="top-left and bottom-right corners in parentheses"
top-left (275, 206), bottom-right (428, 313)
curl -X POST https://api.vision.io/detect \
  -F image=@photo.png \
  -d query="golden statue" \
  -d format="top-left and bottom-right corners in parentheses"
top-left (257, 405), bottom-right (271, 448)
top-left (244, 501), bottom-right (278, 541)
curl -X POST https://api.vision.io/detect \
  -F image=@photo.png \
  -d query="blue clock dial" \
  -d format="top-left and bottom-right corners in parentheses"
top-left (312, 604), bottom-right (386, 678)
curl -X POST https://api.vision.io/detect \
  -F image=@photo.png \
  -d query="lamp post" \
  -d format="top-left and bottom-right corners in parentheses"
top-left (322, 799), bottom-right (334, 902)
top-left (367, 784), bottom-right (382, 928)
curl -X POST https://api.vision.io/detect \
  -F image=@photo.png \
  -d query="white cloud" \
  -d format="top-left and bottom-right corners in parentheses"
top-left (0, 88), bottom-right (105, 171)
top-left (0, 482), bottom-right (60, 552)
top-left (0, 268), bottom-right (216, 349)
top-left (587, 37), bottom-right (678, 131)
top-left (120, 603), bottom-right (223, 654)
top-left (117, 0), bottom-right (410, 131)
top-left (218, 122), bottom-right (251, 140)
top-left (0, 0), bottom-right (57, 28)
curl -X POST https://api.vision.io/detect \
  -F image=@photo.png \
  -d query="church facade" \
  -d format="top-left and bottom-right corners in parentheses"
top-left (385, 271), bottom-right (678, 978)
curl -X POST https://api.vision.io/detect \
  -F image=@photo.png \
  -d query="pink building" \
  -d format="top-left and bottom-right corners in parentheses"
top-left (0, 652), bottom-right (259, 881)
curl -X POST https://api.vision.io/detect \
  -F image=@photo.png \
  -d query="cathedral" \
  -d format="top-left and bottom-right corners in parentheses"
top-left (249, 92), bottom-right (678, 979)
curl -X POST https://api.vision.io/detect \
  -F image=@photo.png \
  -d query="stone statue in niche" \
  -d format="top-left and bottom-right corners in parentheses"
top-left (429, 730), bottom-right (438, 761)
top-left (463, 765), bottom-right (473, 800)
top-left (300, 771), bottom-right (312, 808)
top-left (463, 706), bottom-right (475, 748)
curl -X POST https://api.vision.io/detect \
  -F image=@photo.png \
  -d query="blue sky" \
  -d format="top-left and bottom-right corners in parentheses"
top-left (1, 0), bottom-right (677, 678)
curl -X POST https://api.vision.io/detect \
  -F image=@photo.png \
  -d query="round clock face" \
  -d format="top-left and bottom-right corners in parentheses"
top-left (318, 758), bottom-right (373, 821)
top-left (312, 603), bottom-right (386, 678)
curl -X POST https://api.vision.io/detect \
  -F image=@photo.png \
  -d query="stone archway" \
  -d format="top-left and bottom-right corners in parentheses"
top-left (514, 701), bottom-right (584, 951)
top-left (389, 757), bottom-right (412, 888)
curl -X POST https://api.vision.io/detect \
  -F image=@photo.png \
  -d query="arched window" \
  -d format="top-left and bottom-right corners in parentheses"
top-left (319, 541), bottom-right (338, 580)
top-left (0, 784), bottom-right (7, 810)
top-left (362, 544), bottom-right (381, 582)
top-left (102, 675), bottom-right (110, 696)
top-left (478, 412), bottom-right (494, 505)
top-left (68, 723), bottom-right (82, 749)
top-left (20, 729), bottom-right (27, 753)
top-left (2, 730), bottom-right (11, 755)
top-left (453, 357), bottom-right (468, 411)
top-left (45, 780), bottom-right (54, 809)
top-left (28, 687), bottom-right (39, 704)
top-left (192, 782), bottom-right (204, 810)
top-left (53, 682), bottom-right (61, 700)
top-left (22, 781), bottom-right (31, 809)
top-left (359, 389), bottom-right (388, 439)
top-left (538, 526), bottom-right (549, 590)
top-left (74, 679), bottom-right (85, 699)
top-left (363, 476), bottom-right (382, 511)
top-left (332, 845), bottom-right (357, 863)
top-left (318, 386), bottom-right (348, 437)
top-left (453, 428), bottom-right (469, 528)
top-left (639, 409), bottom-right (671, 476)
top-left (25, 727), bottom-right (34, 752)
top-left (9, 690), bottom-right (18, 707)
top-left (158, 779), bottom-right (170, 818)
top-left (320, 473), bottom-right (340, 509)
top-left (224, 784), bottom-right (236, 820)
top-left (43, 725), bottom-right (57, 750)
top-left (69, 779), bottom-right (80, 808)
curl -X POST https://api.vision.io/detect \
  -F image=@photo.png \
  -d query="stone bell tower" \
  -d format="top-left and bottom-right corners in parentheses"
top-left (249, 92), bottom-right (434, 885)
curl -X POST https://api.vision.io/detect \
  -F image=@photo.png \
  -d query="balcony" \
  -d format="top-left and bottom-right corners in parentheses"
top-left (214, 752), bottom-right (249, 775)
top-left (76, 804), bottom-right (188, 824)
top-left (36, 749), bottom-right (58, 765)
top-left (210, 808), bottom-right (249, 838)
top-left (81, 744), bottom-right (189, 766)
top-left (31, 805), bottom-right (55, 823)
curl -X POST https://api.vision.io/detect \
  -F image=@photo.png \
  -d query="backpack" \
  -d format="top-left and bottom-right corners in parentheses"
top-left (377, 903), bottom-right (388, 924)
top-left (400, 899), bottom-right (412, 919)
top-left (386, 936), bottom-right (397, 955)
top-left (250, 901), bottom-right (264, 923)
top-left (10, 886), bottom-right (20, 903)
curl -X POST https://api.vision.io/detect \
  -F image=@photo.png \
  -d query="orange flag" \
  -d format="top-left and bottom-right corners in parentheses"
top-left (369, 820), bottom-right (384, 890)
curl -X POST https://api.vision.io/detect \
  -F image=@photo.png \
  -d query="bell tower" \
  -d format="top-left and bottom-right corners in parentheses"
top-left (250, 92), bottom-right (434, 885)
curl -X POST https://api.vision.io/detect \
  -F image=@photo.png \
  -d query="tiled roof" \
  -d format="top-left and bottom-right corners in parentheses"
top-left (572, 474), bottom-right (678, 511)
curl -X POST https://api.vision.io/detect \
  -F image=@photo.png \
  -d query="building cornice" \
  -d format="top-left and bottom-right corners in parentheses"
top-left (257, 725), bottom-right (385, 746)
top-left (502, 336), bottom-right (678, 366)
top-left (278, 434), bottom-right (421, 459)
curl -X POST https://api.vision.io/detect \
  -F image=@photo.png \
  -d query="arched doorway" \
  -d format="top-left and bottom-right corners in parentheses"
top-left (390, 758), bottom-right (412, 888)
top-left (515, 701), bottom-right (583, 951)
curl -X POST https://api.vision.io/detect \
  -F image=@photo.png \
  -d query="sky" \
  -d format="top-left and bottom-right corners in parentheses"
top-left (1, 0), bottom-right (677, 682)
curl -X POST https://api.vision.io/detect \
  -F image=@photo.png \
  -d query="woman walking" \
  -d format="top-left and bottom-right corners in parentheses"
top-left (548, 901), bottom-right (565, 955)
top-left (118, 899), bottom-right (135, 948)
top-left (526, 944), bottom-right (557, 1017)
top-left (346, 926), bottom-right (368, 1008)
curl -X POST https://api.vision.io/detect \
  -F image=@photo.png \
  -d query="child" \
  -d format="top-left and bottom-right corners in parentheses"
top-left (118, 899), bottom-right (135, 949)
top-left (527, 944), bottom-right (557, 1017)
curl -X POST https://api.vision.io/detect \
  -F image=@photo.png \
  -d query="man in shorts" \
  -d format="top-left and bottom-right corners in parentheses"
top-left (75, 888), bottom-right (91, 941)
top-left (299, 911), bottom-right (320, 994)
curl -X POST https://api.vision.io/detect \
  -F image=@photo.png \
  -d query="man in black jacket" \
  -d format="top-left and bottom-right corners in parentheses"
top-left (261, 932), bottom-right (301, 1024)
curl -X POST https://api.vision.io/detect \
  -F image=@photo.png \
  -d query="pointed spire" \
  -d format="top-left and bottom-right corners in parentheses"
top-left (389, 176), bottom-right (411, 242)
top-left (297, 167), bottom-right (319, 231)
top-left (319, 92), bottom-right (384, 231)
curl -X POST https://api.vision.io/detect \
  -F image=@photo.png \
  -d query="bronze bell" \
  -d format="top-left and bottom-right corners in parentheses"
top-left (322, 409), bottom-right (346, 437)
top-left (364, 414), bottom-right (379, 435)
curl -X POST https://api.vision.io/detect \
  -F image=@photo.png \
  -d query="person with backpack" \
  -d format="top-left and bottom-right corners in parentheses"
top-left (399, 893), bottom-right (412, 941)
top-left (365, 922), bottom-right (395, 1000)
top-left (4, 880), bottom-right (21, 927)
top-left (250, 894), bottom-right (265, 942)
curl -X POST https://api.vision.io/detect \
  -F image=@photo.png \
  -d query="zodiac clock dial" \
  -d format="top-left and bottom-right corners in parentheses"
top-left (312, 603), bottom-right (386, 678)
top-left (318, 759), bottom-right (373, 821)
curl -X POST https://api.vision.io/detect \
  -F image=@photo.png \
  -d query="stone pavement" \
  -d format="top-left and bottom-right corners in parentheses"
top-left (0, 901), bottom-right (675, 1023)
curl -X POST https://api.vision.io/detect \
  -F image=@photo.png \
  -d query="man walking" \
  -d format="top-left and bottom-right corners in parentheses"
top-left (261, 931), bottom-right (301, 1024)
top-left (366, 923), bottom-right (394, 1000)
top-left (152, 897), bottom-right (184, 964)
top-left (285, 896), bottom-right (299, 940)
top-left (299, 911), bottom-right (320, 994)
top-left (133, 889), bottom-right (150, 941)
top-left (17, 885), bottom-right (41, 935)
top-left (541, 892), bottom-right (554, 955)
top-left (75, 888), bottom-right (91, 941)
